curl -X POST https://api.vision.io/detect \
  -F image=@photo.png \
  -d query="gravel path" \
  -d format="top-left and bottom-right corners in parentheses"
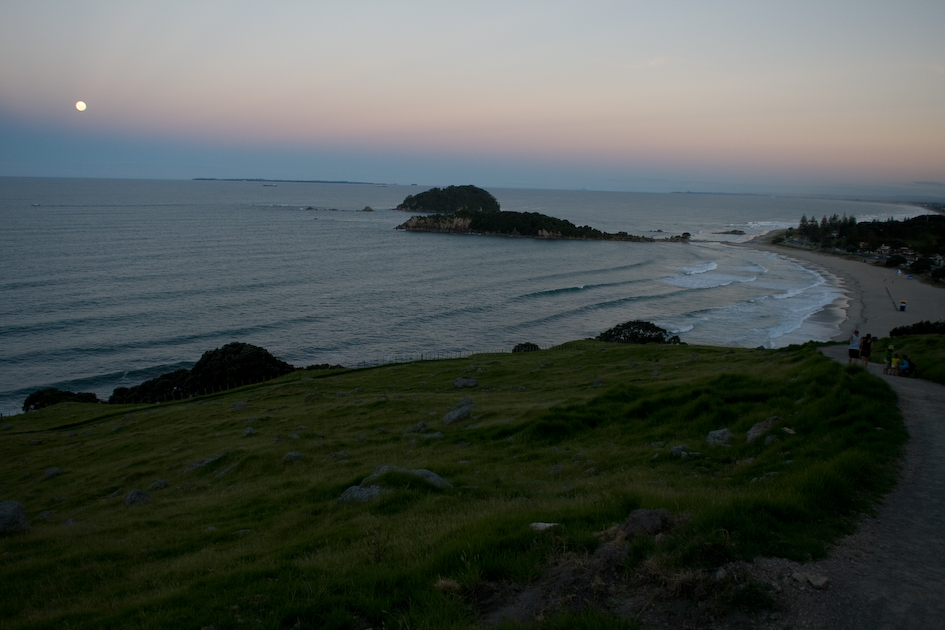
top-left (765, 346), bottom-right (945, 630)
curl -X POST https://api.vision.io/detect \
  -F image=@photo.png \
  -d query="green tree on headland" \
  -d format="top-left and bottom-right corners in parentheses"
top-left (396, 185), bottom-right (500, 213)
top-left (596, 320), bottom-right (682, 344)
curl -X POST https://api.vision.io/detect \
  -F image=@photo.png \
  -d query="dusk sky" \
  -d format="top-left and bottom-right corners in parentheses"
top-left (2, 1), bottom-right (944, 197)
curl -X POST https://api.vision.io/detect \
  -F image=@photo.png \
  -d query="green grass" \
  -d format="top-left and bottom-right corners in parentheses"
top-left (870, 333), bottom-right (945, 386)
top-left (0, 341), bottom-right (905, 629)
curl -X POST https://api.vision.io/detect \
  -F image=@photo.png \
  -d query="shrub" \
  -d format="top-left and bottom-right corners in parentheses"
top-left (889, 320), bottom-right (945, 337)
top-left (884, 254), bottom-right (907, 268)
top-left (108, 342), bottom-right (296, 404)
top-left (595, 320), bottom-right (681, 345)
top-left (512, 342), bottom-right (541, 353)
top-left (23, 388), bottom-right (99, 412)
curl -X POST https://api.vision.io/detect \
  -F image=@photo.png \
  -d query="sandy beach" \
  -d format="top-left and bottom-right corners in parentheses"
top-left (742, 240), bottom-right (945, 342)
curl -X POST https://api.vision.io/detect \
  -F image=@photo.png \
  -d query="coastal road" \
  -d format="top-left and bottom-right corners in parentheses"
top-left (777, 346), bottom-right (945, 630)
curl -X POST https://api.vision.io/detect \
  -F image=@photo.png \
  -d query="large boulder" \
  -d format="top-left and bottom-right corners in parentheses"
top-left (0, 501), bottom-right (29, 535)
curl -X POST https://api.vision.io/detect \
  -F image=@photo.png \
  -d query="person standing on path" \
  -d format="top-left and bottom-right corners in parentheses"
top-left (860, 333), bottom-right (874, 368)
top-left (848, 329), bottom-right (861, 365)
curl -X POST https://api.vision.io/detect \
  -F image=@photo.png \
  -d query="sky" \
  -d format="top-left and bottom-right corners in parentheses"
top-left (1, 0), bottom-right (944, 197)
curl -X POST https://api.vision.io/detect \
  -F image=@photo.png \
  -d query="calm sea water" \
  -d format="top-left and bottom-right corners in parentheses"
top-left (0, 177), bottom-right (925, 415)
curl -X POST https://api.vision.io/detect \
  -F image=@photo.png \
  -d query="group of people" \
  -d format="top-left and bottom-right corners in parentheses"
top-left (847, 329), bottom-right (915, 377)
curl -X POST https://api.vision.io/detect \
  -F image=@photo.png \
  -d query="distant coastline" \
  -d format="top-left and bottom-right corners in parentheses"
top-left (193, 177), bottom-right (399, 186)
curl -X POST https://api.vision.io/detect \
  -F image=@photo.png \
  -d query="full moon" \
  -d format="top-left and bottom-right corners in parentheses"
top-left (75, 101), bottom-right (87, 112)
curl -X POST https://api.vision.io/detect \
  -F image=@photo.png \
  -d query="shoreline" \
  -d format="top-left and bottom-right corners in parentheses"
top-left (739, 236), bottom-right (944, 342)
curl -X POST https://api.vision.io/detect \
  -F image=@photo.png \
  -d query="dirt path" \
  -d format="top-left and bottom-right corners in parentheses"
top-left (766, 346), bottom-right (945, 629)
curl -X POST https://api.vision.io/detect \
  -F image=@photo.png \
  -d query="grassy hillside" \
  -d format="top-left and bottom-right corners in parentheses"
top-left (1, 342), bottom-right (905, 629)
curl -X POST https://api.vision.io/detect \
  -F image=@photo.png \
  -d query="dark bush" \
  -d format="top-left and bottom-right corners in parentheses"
top-left (108, 342), bottom-right (296, 404)
top-left (889, 320), bottom-right (945, 337)
top-left (23, 388), bottom-right (99, 412)
top-left (932, 268), bottom-right (945, 281)
top-left (304, 363), bottom-right (347, 371)
top-left (190, 342), bottom-right (295, 391)
top-left (884, 255), bottom-right (907, 268)
top-left (512, 342), bottom-right (541, 353)
top-left (596, 320), bottom-right (682, 345)
top-left (909, 257), bottom-right (932, 273)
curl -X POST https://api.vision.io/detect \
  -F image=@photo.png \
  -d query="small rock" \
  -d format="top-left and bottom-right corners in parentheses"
top-left (452, 377), bottom-right (478, 388)
top-left (747, 416), bottom-right (781, 443)
top-left (706, 428), bottom-right (733, 446)
top-left (443, 405), bottom-right (471, 425)
top-left (242, 427), bottom-right (257, 437)
top-left (123, 490), bottom-right (151, 507)
top-left (149, 480), bottom-right (168, 490)
top-left (63, 518), bottom-right (77, 526)
top-left (530, 522), bottom-right (558, 531)
top-left (185, 453), bottom-right (228, 472)
top-left (204, 526), bottom-right (217, 532)
top-left (377, 397), bottom-right (388, 402)
top-left (281, 451), bottom-right (303, 463)
top-left (782, 427), bottom-right (796, 435)
top-left (111, 422), bottom-right (123, 432)
top-left (791, 571), bottom-right (807, 583)
top-left (327, 450), bottom-right (348, 460)
top-left (421, 432), bottom-right (444, 439)
top-left (808, 574), bottom-right (829, 589)
top-left (0, 501), bottom-right (30, 535)
top-left (213, 465), bottom-right (235, 478)
top-left (297, 425), bottom-right (307, 430)
top-left (671, 444), bottom-right (688, 458)
top-left (233, 529), bottom-right (251, 535)
top-left (593, 378), bottom-right (605, 386)
top-left (44, 467), bottom-right (63, 479)
top-left (37, 510), bottom-right (56, 521)
top-left (549, 465), bottom-right (565, 474)
top-left (649, 441), bottom-right (665, 447)
top-left (304, 393), bottom-right (318, 402)
top-left (233, 401), bottom-right (249, 410)
top-left (764, 435), bottom-right (778, 445)
top-left (288, 433), bottom-right (299, 440)
top-left (713, 567), bottom-right (727, 581)
top-left (339, 485), bottom-right (383, 503)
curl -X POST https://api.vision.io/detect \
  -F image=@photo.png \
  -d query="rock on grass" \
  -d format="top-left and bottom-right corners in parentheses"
top-left (0, 501), bottom-right (29, 535)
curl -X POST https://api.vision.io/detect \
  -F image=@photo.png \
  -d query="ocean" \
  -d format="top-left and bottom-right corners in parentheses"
top-left (0, 177), bottom-right (927, 415)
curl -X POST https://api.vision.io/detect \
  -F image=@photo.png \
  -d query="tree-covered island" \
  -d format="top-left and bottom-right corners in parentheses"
top-left (395, 185), bottom-right (690, 242)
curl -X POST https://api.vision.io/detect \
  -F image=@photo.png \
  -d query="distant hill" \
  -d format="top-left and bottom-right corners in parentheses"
top-left (396, 185), bottom-right (500, 213)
